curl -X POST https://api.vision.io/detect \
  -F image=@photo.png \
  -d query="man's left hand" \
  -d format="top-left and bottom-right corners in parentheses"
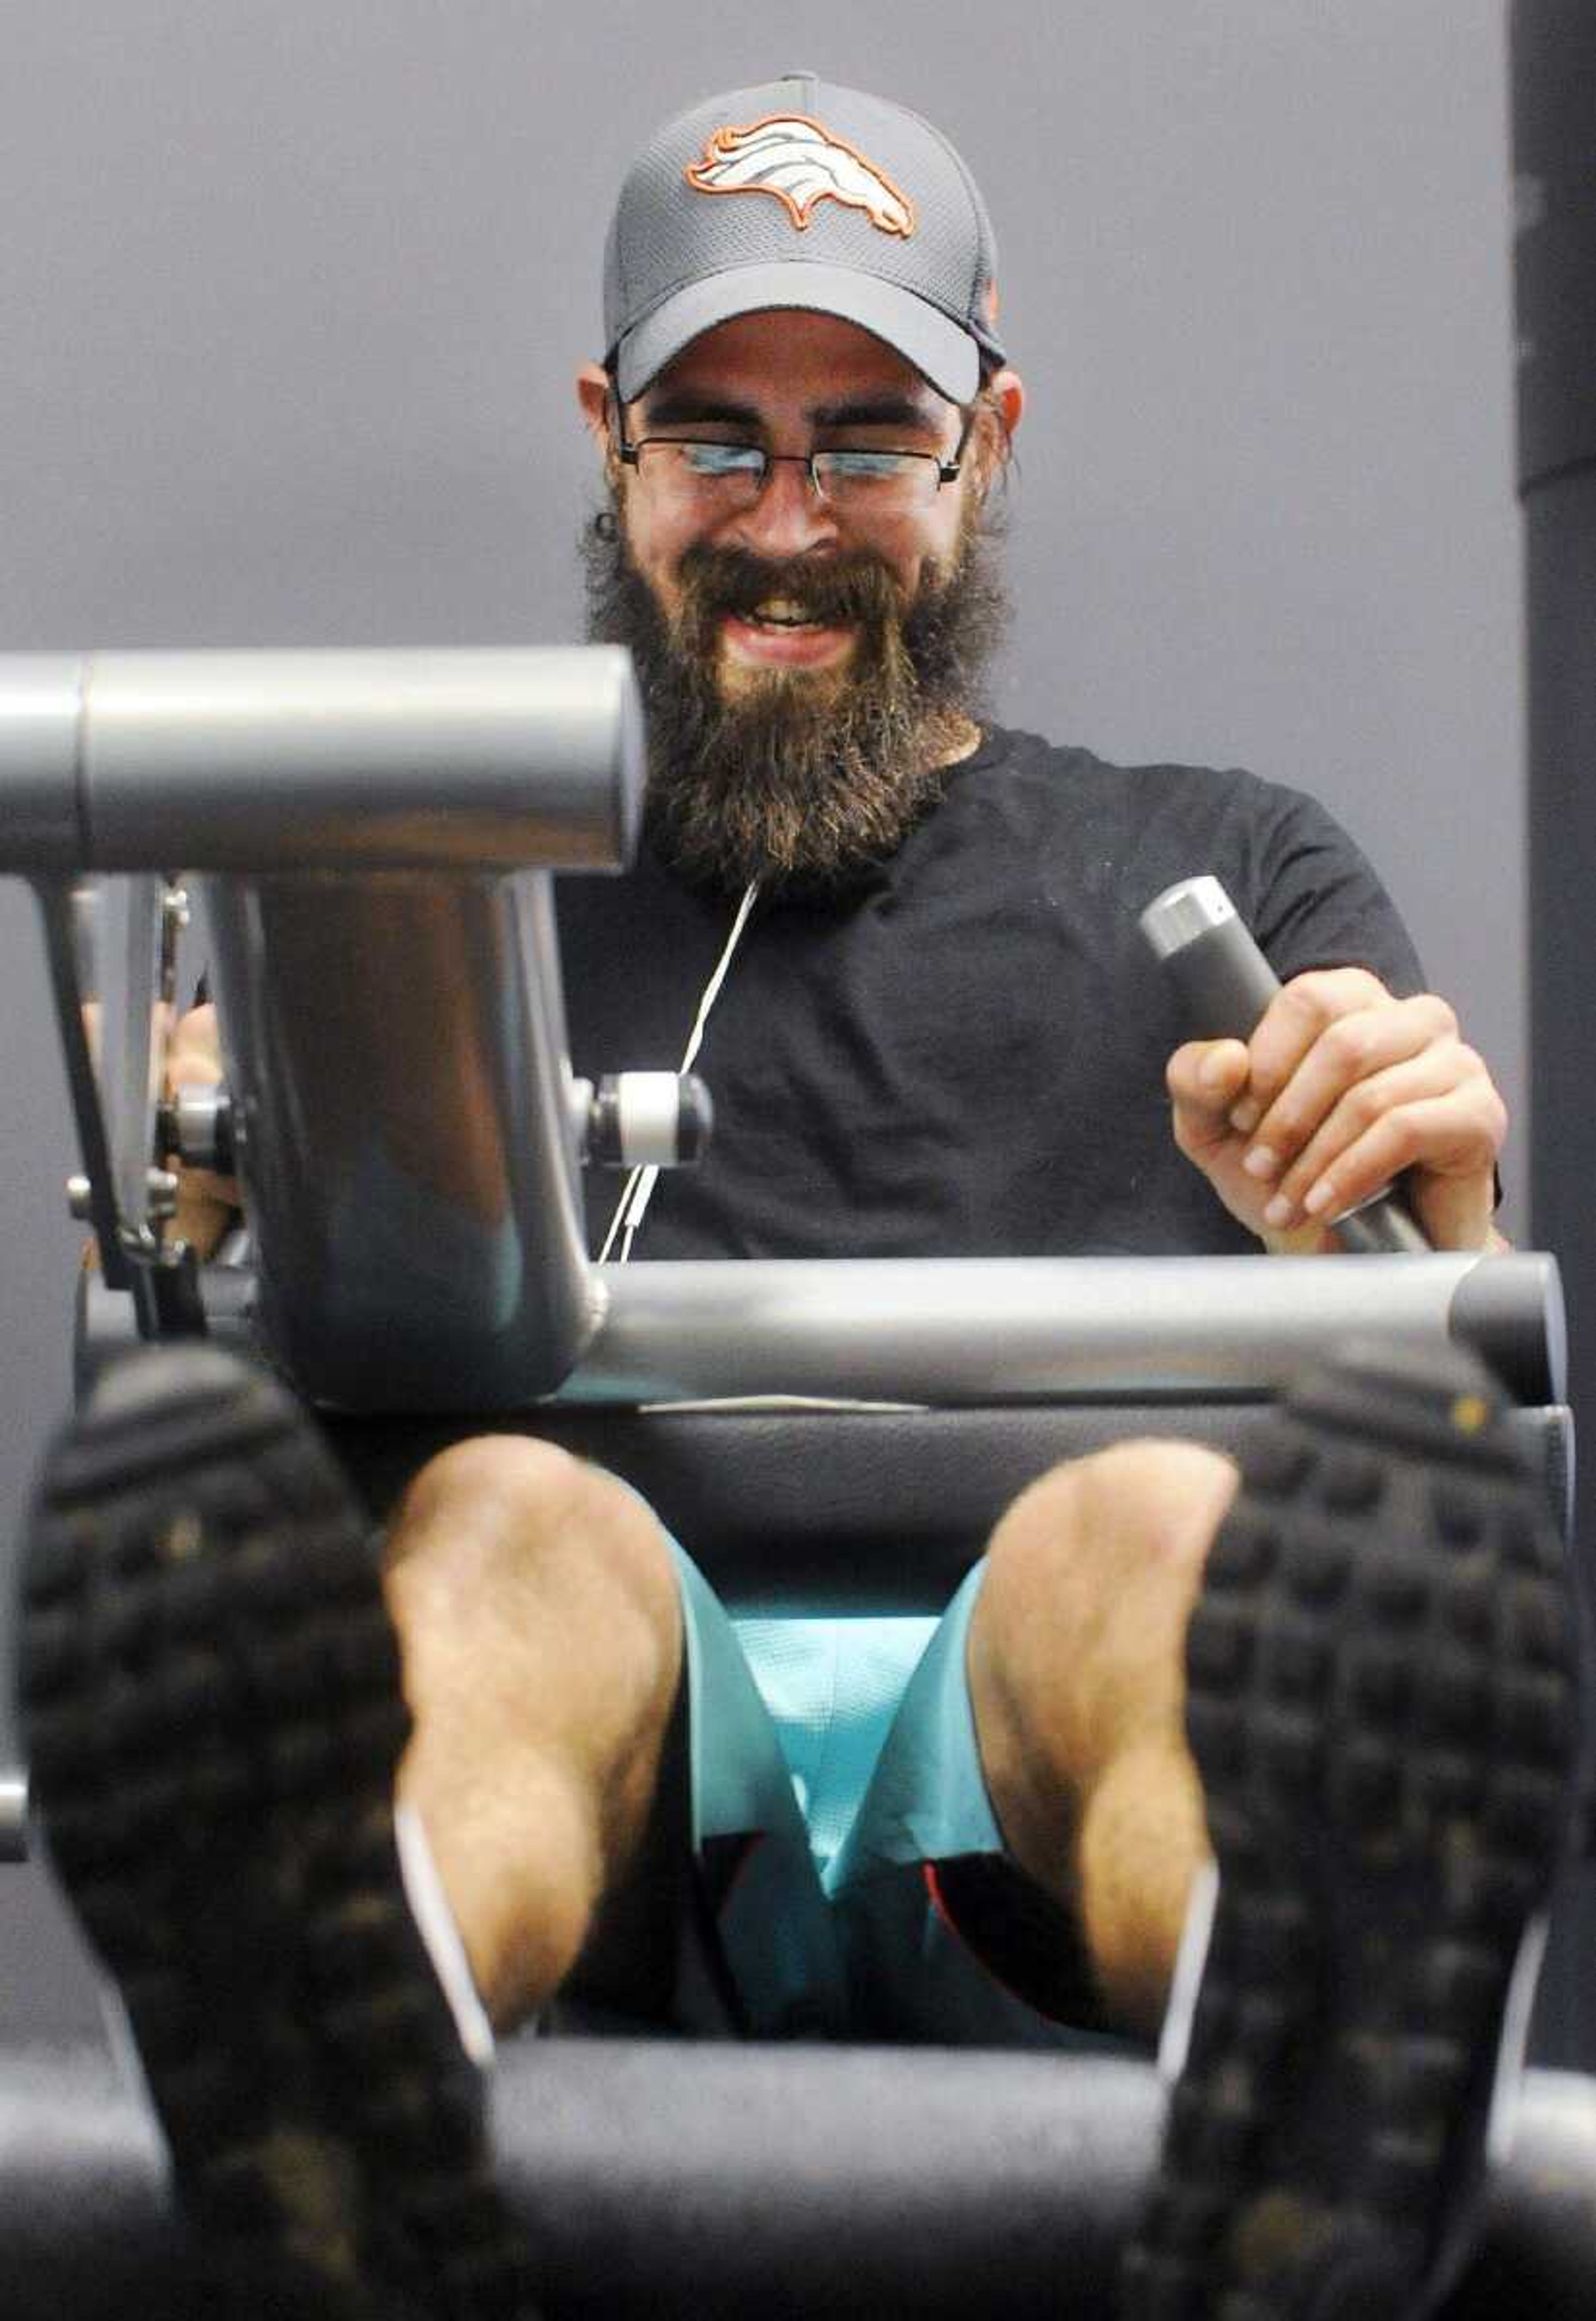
top-left (1165, 968), bottom-right (1507, 1254)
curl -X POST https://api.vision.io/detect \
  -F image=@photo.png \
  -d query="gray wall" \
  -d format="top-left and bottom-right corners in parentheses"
top-left (0, 7), bottom-right (1523, 1652)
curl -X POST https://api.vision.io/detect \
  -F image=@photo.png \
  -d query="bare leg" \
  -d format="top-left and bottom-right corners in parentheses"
top-left (966, 1438), bottom-right (1239, 2039)
top-left (382, 1436), bottom-right (684, 2030)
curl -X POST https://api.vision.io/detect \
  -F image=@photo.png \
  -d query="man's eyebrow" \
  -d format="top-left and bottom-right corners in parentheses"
top-left (638, 390), bottom-right (948, 433)
top-left (638, 392), bottom-right (764, 430)
top-left (808, 395), bottom-right (945, 431)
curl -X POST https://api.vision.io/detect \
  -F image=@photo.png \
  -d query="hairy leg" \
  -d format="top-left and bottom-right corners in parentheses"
top-left (382, 1436), bottom-right (684, 2030)
top-left (966, 1439), bottom-right (1239, 2040)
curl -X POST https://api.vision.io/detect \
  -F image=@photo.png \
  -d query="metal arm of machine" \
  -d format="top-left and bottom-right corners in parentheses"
top-left (0, 647), bottom-right (645, 1387)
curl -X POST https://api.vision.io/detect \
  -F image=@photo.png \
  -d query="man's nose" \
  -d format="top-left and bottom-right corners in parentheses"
top-left (726, 457), bottom-right (839, 558)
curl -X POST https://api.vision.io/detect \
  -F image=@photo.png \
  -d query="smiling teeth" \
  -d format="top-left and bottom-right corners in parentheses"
top-left (749, 599), bottom-right (821, 627)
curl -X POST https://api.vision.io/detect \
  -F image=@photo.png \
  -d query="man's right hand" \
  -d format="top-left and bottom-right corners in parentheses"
top-left (1165, 967), bottom-right (1506, 1254)
top-left (167, 1003), bottom-right (242, 1259)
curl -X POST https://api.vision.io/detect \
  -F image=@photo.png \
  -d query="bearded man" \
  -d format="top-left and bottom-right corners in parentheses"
top-left (20, 71), bottom-right (1579, 2321)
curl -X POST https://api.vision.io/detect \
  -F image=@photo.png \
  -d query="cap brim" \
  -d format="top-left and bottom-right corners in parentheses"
top-left (613, 262), bottom-right (983, 405)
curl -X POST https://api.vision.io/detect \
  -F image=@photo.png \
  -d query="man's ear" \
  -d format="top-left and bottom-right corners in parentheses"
top-left (576, 362), bottom-right (612, 448)
top-left (986, 367), bottom-right (1025, 448)
top-left (972, 366), bottom-right (1024, 492)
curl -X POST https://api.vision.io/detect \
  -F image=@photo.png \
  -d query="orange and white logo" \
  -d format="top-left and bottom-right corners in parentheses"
top-left (685, 113), bottom-right (916, 238)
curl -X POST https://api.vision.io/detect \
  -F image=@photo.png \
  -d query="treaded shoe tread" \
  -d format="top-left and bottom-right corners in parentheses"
top-left (1123, 1344), bottom-right (1579, 2321)
top-left (20, 1347), bottom-right (539, 2320)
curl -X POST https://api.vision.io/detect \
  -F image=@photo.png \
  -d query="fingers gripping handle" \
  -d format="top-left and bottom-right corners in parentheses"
top-left (1139, 876), bottom-right (1430, 1255)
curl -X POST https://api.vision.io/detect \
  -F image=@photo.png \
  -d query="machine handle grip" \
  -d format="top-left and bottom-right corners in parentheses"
top-left (1140, 875), bottom-right (1430, 1255)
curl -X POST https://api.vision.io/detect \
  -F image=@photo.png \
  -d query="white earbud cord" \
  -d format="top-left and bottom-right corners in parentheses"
top-left (598, 877), bottom-right (761, 1263)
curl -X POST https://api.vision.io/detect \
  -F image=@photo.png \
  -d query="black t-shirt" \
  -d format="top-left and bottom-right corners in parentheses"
top-left (555, 725), bottom-right (1424, 1263)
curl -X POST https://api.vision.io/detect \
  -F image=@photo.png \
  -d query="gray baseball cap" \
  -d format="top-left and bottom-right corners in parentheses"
top-left (603, 71), bottom-right (1007, 406)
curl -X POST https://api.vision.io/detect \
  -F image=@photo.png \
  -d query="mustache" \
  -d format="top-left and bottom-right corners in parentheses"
top-left (672, 544), bottom-right (908, 635)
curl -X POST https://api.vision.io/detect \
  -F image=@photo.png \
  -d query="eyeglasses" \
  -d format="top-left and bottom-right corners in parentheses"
top-left (614, 408), bottom-right (975, 515)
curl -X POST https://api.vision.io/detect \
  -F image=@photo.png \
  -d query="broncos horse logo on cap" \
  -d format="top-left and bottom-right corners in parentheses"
top-left (685, 113), bottom-right (916, 237)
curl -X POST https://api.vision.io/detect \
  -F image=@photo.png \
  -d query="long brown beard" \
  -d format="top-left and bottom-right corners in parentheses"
top-left (582, 507), bottom-right (1008, 894)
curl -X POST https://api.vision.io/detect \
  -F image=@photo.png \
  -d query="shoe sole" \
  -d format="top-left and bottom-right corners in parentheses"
top-left (1123, 1342), bottom-right (1580, 2321)
top-left (19, 1345), bottom-right (538, 2320)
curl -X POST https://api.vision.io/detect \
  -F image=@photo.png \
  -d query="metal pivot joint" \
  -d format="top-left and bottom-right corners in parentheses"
top-left (158, 1085), bottom-right (236, 1176)
top-left (579, 1073), bottom-right (714, 1169)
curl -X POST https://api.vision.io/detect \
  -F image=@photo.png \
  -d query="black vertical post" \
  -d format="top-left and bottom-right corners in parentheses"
top-left (1511, 0), bottom-right (1596, 2068)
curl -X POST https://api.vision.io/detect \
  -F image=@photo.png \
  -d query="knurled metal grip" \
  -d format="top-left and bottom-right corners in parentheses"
top-left (0, 647), bottom-right (643, 874)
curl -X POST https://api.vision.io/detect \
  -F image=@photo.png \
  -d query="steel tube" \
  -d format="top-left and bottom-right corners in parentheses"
top-left (203, 868), bottom-right (603, 1406)
top-left (0, 647), bottom-right (641, 872)
top-left (563, 1251), bottom-right (1563, 1407)
top-left (76, 1251), bottom-right (1558, 1413)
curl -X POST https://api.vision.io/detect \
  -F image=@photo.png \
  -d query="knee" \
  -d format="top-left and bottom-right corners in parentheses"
top-left (390, 1433), bottom-right (679, 1642)
top-left (982, 1437), bottom-right (1239, 1631)
top-left (972, 1439), bottom-right (1240, 1826)
top-left (399, 1432), bottom-right (592, 1541)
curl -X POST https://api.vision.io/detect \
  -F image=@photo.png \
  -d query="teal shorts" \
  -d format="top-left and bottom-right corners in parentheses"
top-left (672, 1545), bottom-right (1135, 2054)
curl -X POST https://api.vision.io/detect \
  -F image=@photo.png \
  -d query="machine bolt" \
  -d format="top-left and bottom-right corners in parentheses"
top-left (145, 1168), bottom-right (180, 1221)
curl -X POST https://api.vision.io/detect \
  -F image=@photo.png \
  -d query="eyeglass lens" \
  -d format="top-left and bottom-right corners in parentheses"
top-left (634, 442), bottom-right (944, 509)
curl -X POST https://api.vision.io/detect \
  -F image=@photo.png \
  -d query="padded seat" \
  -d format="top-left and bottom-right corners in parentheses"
top-left (325, 1399), bottom-right (1579, 1612)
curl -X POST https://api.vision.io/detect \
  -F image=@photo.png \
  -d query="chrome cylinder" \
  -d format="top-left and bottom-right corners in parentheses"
top-left (203, 868), bottom-right (606, 1406)
top-left (569, 1250), bottom-right (1564, 1408)
top-left (0, 647), bottom-right (640, 871)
